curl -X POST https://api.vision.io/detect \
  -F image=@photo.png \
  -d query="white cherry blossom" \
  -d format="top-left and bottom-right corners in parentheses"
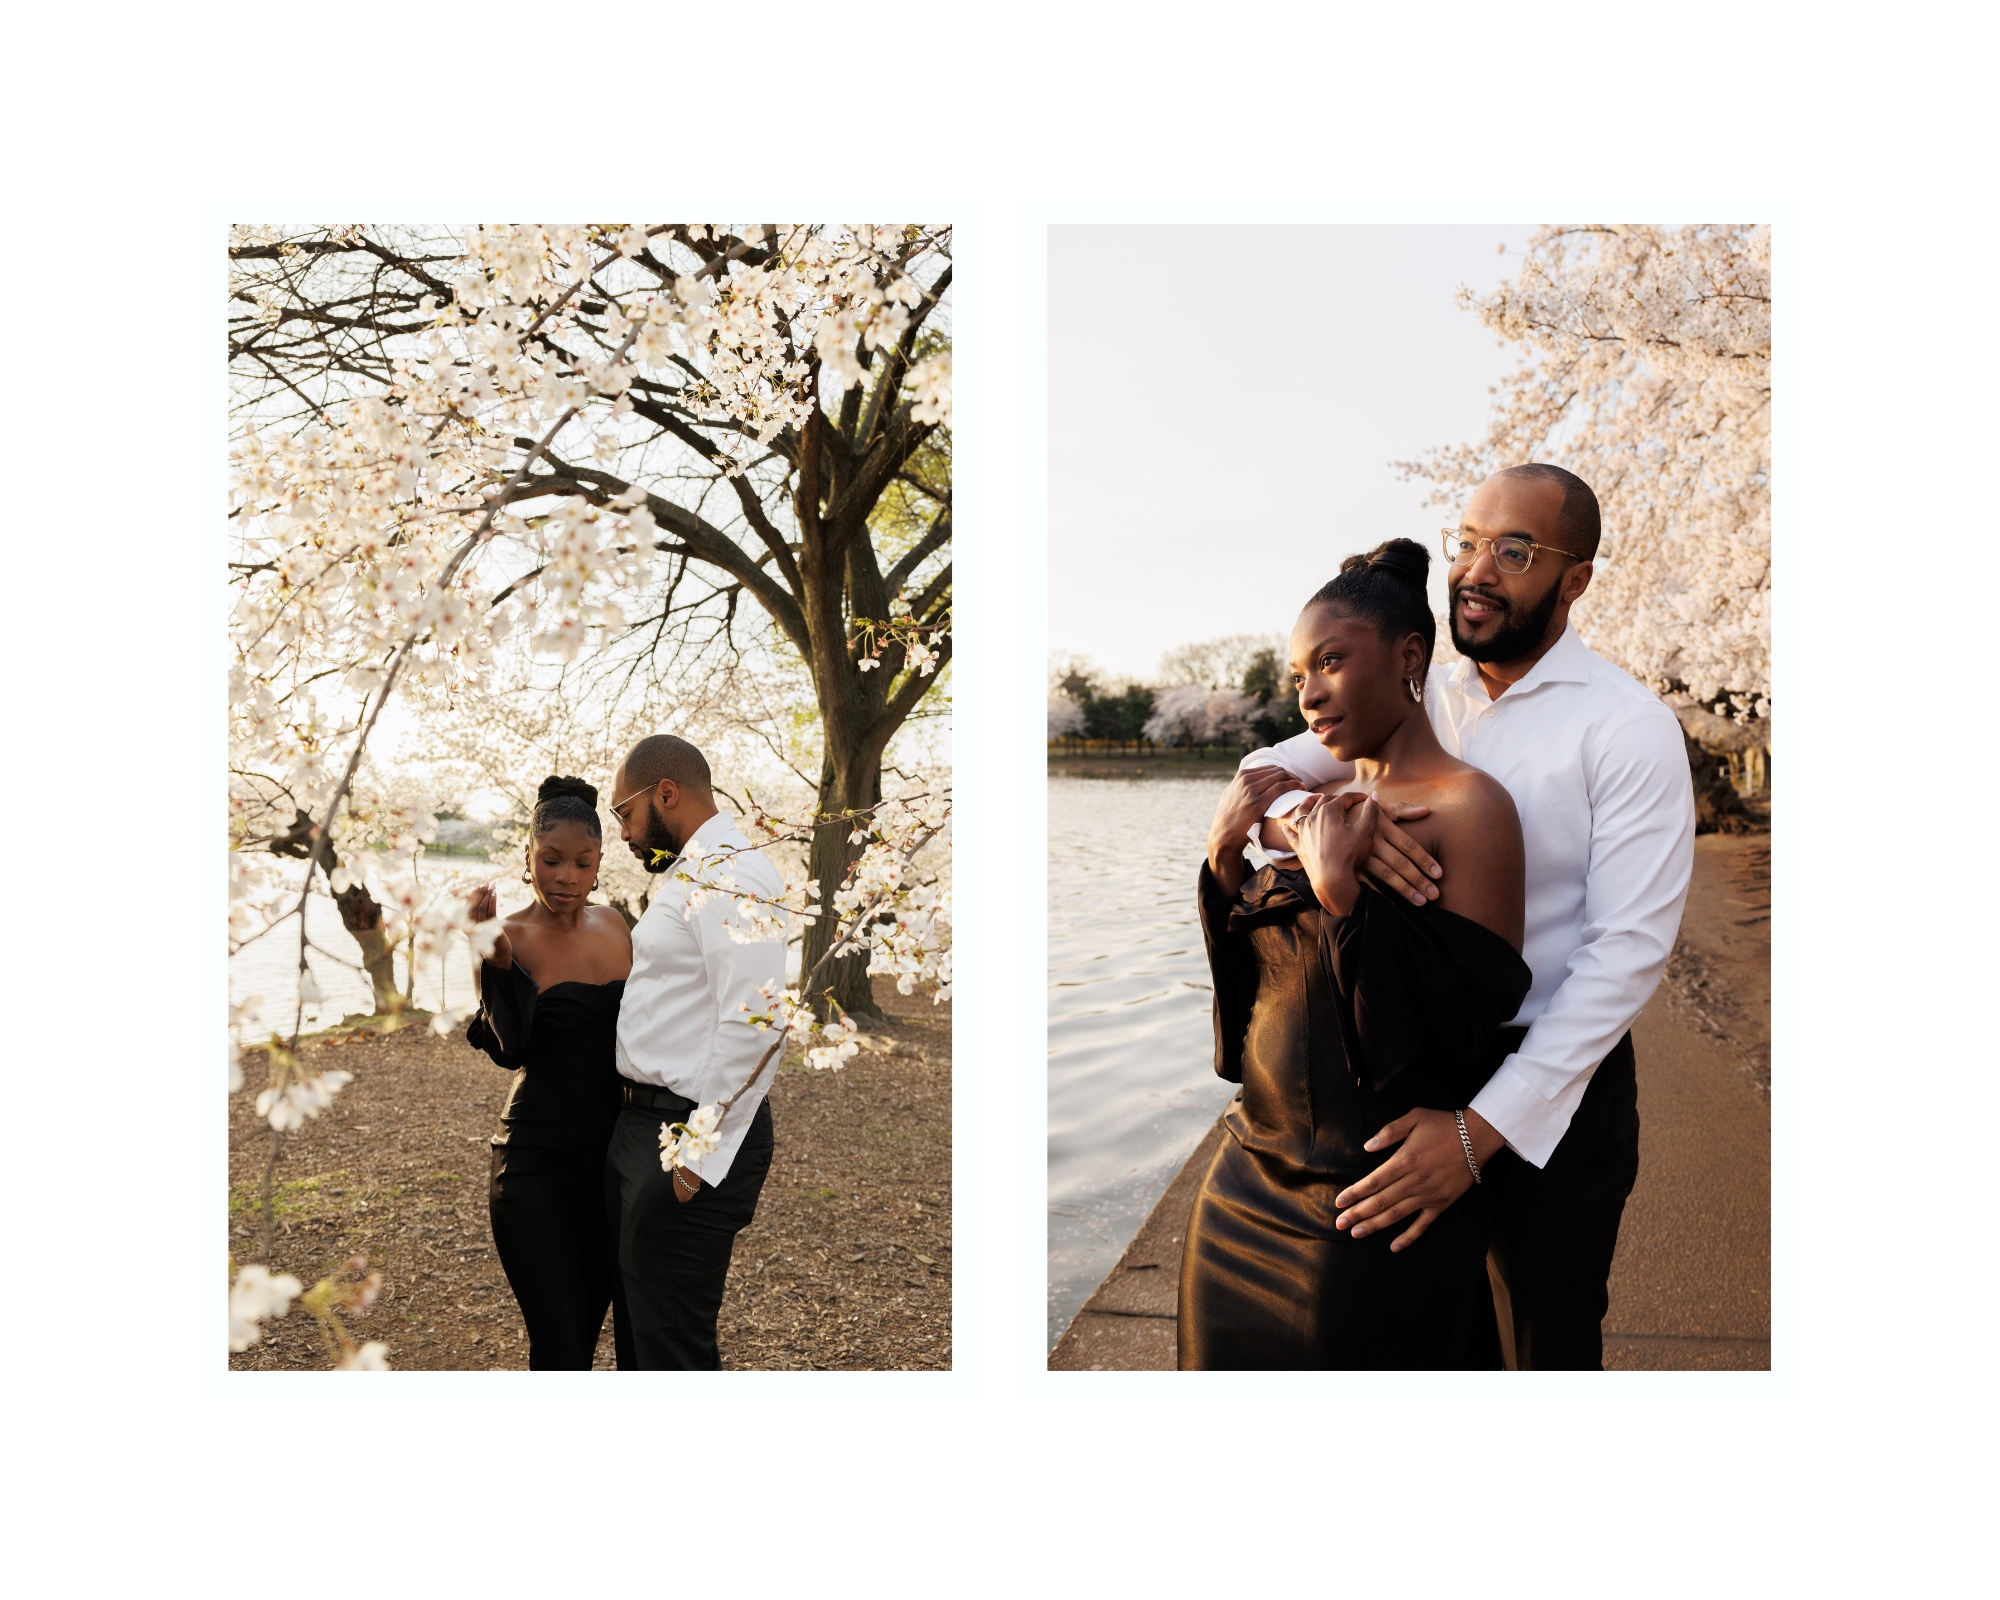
top-left (1399, 224), bottom-right (1769, 715)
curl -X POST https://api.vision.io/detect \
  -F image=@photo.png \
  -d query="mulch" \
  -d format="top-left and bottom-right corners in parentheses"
top-left (1656, 829), bottom-right (1771, 1096)
top-left (227, 976), bottom-right (951, 1371)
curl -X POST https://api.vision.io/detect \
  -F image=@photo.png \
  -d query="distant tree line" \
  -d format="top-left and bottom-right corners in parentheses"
top-left (1049, 642), bottom-right (1306, 753)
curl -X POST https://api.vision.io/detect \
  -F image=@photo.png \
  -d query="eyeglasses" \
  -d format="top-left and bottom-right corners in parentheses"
top-left (607, 784), bottom-right (654, 824)
top-left (1440, 528), bottom-right (1585, 577)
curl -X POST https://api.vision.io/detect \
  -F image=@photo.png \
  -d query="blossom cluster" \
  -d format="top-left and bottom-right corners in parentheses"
top-left (229, 1263), bottom-right (303, 1351)
top-left (851, 602), bottom-right (949, 679)
top-left (1398, 224), bottom-right (1771, 715)
top-left (1143, 685), bottom-right (1258, 749)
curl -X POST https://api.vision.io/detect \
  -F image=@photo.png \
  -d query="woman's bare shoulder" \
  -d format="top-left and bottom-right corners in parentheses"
top-left (1426, 763), bottom-right (1520, 833)
top-left (584, 904), bottom-right (633, 941)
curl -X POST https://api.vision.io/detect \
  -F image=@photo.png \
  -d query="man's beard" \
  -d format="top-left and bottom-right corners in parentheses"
top-left (636, 809), bottom-right (682, 873)
top-left (1450, 576), bottom-right (1563, 663)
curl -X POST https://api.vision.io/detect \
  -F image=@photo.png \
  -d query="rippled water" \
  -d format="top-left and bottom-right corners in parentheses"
top-left (230, 857), bottom-right (517, 1038)
top-left (1047, 775), bottom-right (1241, 1347)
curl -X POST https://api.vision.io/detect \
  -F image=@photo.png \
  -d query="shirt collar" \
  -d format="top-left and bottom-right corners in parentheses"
top-left (684, 809), bottom-right (743, 852)
top-left (1445, 622), bottom-right (1593, 701)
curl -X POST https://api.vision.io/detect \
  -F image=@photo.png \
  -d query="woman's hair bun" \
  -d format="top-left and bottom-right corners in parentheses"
top-left (1361, 537), bottom-right (1429, 587)
top-left (537, 774), bottom-right (598, 808)
top-left (1307, 537), bottom-right (1437, 673)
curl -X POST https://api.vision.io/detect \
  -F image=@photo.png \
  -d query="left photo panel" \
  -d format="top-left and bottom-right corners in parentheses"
top-left (227, 224), bottom-right (954, 1371)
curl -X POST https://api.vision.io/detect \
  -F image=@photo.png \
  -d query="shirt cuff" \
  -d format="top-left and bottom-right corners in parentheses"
top-left (1467, 1054), bottom-right (1593, 1170)
top-left (678, 1111), bottom-right (747, 1188)
top-left (1247, 789), bottom-right (1313, 860)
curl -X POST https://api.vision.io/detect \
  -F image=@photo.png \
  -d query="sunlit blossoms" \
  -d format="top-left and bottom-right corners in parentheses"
top-left (1143, 685), bottom-right (1258, 749)
top-left (1399, 224), bottom-right (1770, 716)
top-left (340, 1342), bottom-right (391, 1371)
top-left (659, 1103), bottom-right (725, 1169)
top-left (252, 1049), bottom-right (354, 1132)
top-left (229, 1263), bottom-right (303, 1351)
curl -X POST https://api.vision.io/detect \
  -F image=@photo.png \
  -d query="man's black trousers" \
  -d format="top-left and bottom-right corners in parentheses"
top-left (604, 1096), bottom-right (774, 1371)
top-left (1476, 1031), bottom-right (1641, 1371)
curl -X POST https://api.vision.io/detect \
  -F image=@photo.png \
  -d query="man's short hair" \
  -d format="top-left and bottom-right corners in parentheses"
top-left (622, 733), bottom-right (713, 799)
top-left (1498, 463), bottom-right (1601, 560)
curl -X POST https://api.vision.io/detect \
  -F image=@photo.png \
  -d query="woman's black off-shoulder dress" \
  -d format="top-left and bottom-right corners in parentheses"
top-left (465, 962), bottom-right (624, 1370)
top-left (1178, 862), bottom-right (1533, 1370)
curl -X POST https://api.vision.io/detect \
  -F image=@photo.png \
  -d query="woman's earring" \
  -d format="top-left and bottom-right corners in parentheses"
top-left (521, 867), bottom-right (533, 883)
top-left (1408, 677), bottom-right (1424, 704)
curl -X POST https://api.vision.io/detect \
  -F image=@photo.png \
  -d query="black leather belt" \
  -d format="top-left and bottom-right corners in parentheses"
top-left (620, 1080), bottom-right (696, 1118)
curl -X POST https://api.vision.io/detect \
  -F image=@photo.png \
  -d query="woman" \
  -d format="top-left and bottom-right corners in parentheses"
top-left (1178, 539), bottom-right (1532, 1370)
top-left (464, 775), bottom-right (632, 1370)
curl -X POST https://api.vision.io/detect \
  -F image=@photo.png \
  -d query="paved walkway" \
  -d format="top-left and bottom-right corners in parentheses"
top-left (1049, 834), bottom-right (1771, 1371)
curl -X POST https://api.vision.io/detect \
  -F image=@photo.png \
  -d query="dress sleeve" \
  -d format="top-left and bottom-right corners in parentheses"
top-left (1322, 888), bottom-right (1532, 1103)
top-left (464, 959), bottom-right (537, 1067)
top-left (1197, 862), bottom-right (1256, 1084)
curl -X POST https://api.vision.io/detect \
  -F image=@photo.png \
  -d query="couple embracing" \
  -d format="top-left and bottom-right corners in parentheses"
top-left (462, 733), bottom-right (782, 1370)
top-left (1181, 464), bottom-right (1696, 1371)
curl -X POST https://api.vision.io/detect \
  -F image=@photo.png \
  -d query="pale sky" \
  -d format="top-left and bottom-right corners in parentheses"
top-left (1049, 224), bottom-right (1533, 681)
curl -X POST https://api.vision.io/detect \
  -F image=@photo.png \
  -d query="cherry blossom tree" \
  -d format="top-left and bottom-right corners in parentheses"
top-left (1397, 224), bottom-right (1770, 717)
top-left (227, 224), bottom-right (953, 1365)
top-left (1142, 685), bottom-right (1257, 748)
top-left (231, 223), bottom-right (951, 1019)
top-left (1154, 633), bottom-right (1284, 693)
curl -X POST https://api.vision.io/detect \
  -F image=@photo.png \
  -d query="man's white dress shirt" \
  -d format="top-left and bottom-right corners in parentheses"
top-left (1244, 624), bottom-right (1695, 1168)
top-left (615, 811), bottom-right (787, 1186)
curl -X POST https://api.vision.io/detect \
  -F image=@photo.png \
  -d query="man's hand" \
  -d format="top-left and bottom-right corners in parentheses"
top-left (672, 1166), bottom-right (704, 1204)
top-left (1207, 765), bottom-right (1301, 894)
top-left (1264, 800), bottom-right (1443, 906)
top-left (1333, 1107), bottom-right (1505, 1250)
top-left (1361, 804), bottom-right (1443, 906)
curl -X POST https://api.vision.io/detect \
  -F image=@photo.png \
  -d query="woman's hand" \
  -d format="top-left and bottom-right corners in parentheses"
top-left (1207, 765), bottom-right (1300, 895)
top-left (1289, 790), bottom-right (1376, 916)
top-left (464, 883), bottom-right (512, 968)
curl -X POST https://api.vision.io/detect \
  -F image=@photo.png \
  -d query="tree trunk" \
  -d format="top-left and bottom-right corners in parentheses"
top-left (330, 884), bottom-right (402, 1014)
top-left (1684, 732), bottom-right (1756, 835)
top-left (800, 753), bottom-right (884, 1020)
top-left (270, 809), bottom-right (402, 1014)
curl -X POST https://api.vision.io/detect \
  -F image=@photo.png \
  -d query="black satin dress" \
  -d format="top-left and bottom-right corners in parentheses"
top-left (1177, 862), bottom-right (1533, 1370)
top-left (465, 961), bottom-right (624, 1370)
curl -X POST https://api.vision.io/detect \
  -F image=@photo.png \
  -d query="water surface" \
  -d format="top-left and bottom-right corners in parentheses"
top-left (1047, 775), bottom-right (1240, 1347)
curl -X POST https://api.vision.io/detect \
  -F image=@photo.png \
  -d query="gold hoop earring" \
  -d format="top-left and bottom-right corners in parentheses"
top-left (1407, 677), bottom-right (1424, 704)
top-left (521, 868), bottom-right (533, 883)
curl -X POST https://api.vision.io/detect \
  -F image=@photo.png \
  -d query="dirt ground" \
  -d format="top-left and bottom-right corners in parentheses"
top-left (1655, 831), bottom-right (1771, 1095)
top-left (228, 976), bottom-right (951, 1371)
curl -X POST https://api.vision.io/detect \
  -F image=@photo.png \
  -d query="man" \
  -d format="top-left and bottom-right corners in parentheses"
top-left (1244, 464), bottom-right (1695, 1369)
top-left (603, 733), bottom-right (786, 1370)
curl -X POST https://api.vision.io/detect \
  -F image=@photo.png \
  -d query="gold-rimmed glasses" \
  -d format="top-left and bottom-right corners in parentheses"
top-left (1440, 528), bottom-right (1585, 576)
top-left (607, 784), bottom-right (654, 825)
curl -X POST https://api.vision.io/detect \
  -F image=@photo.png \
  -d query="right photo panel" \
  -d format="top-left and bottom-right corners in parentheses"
top-left (1047, 224), bottom-right (1771, 1372)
